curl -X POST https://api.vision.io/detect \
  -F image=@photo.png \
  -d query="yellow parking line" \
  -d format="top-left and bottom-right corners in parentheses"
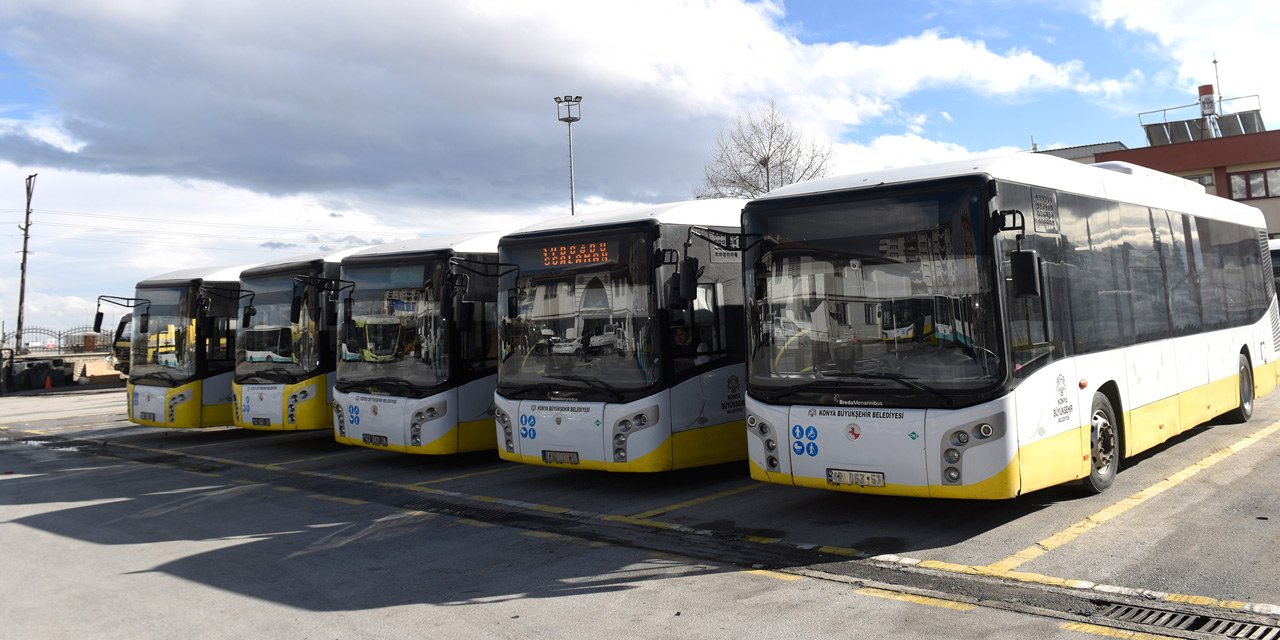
top-left (746, 569), bottom-right (802, 581)
top-left (412, 465), bottom-right (519, 486)
top-left (265, 449), bottom-right (367, 468)
top-left (856, 587), bottom-right (975, 611)
top-left (987, 419), bottom-right (1280, 573)
top-left (1060, 622), bottom-right (1180, 639)
top-left (308, 494), bottom-right (368, 506)
top-left (629, 483), bottom-right (761, 519)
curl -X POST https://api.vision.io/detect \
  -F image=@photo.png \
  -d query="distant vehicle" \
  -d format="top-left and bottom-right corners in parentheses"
top-left (95, 263), bottom-right (256, 428)
top-left (234, 247), bottom-right (366, 431)
top-left (332, 232), bottom-right (503, 455)
top-left (495, 198), bottom-right (748, 472)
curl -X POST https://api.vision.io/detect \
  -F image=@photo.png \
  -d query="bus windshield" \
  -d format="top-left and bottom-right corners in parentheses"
top-left (743, 183), bottom-right (1004, 407)
top-left (131, 286), bottom-right (197, 386)
top-left (337, 259), bottom-right (450, 395)
top-left (499, 230), bottom-right (661, 402)
top-left (236, 271), bottom-right (322, 384)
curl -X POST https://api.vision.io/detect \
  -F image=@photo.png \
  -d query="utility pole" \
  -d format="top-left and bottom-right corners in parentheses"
top-left (16, 173), bottom-right (35, 354)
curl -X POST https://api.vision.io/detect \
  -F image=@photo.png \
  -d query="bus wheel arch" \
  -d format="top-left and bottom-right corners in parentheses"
top-left (1227, 348), bottom-right (1254, 423)
top-left (1083, 385), bottom-right (1122, 495)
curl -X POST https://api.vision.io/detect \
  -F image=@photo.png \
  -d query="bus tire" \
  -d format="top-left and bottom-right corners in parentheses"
top-left (1084, 393), bottom-right (1119, 495)
top-left (1226, 353), bottom-right (1254, 423)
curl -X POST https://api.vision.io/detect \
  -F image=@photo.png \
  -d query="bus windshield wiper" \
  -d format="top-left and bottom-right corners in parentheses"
top-left (340, 376), bottom-right (433, 396)
top-left (543, 374), bottom-right (624, 402)
top-left (765, 371), bottom-right (954, 406)
top-left (822, 371), bottom-right (955, 406)
top-left (239, 366), bottom-right (297, 384)
top-left (132, 369), bottom-right (184, 387)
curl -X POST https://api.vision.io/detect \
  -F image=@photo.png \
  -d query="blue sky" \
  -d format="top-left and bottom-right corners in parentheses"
top-left (0, 0), bottom-right (1275, 330)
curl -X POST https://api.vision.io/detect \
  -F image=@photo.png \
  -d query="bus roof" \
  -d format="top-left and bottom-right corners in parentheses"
top-left (240, 246), bottom-right (369, 279)
top-left (756, 153), bottom-right (1264, 228)
top-left (137, 263), bottom-right (259, 288)
top-left (503, 199), bottom-right (748, 240)
top-left (344, 231), bottom-right (502, 261)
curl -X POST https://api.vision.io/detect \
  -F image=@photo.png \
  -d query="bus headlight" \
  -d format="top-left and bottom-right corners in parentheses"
top-left (618, 419), bottom-right (632, 433)
top-left (952, 431), bottom-right (970, 446)
top-left (944, 448), bottom-right (961, 464)
top-left (975, 423), bottom-right (994, 439)
top-left (614, 433), bottom-right (627, 447)
top-left (333, 403), bottom-right (345, 437)
top-left (614, 448), bottom-right (627, 461)
top-left (767, 455), bottom-right (779, 470)
top-left (765, 439), bottom-right (776, 451)
top-left (412, 411), bottom-right (426, 426)
top-left (944, 467), bottom-right (961, 483)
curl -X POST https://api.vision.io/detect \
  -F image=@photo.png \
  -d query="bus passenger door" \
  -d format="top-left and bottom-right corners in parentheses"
top-left (1003, 232), bottom-right (1086, 493)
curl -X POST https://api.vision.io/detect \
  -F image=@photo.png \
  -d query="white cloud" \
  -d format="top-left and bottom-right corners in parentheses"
top-left (1089, 0), bottom-right (1279, 124)
top-left (829, 134), bottom-right (1021, 176)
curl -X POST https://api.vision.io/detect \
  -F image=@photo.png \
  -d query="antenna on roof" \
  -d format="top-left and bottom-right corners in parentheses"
top-left (1213, 54), bottom-right (1222, 114)
top-left (1030, 135), bottom-right (1037, 152)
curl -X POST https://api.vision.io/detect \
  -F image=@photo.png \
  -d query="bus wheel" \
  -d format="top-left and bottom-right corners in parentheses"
top-left (1226, 354), bottom-right (1254, 423)
top-left (1084, 393), bottom-right (1119, 494)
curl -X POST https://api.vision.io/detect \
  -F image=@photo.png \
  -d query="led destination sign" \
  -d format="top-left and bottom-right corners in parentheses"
top-left (540, 242), bottom-right (611, 267)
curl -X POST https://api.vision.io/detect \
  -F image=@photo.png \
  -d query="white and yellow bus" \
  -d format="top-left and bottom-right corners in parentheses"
top-left (233, 248), bottom-right (365, 431)
top-left (332, 233), bottom-right (503, 454)
top-left (495, 199), bottom-right (748, 471)
top-left (95, 264), bottom-right (253, 428)
top-left (742, 154), bottom-right (1278, 498)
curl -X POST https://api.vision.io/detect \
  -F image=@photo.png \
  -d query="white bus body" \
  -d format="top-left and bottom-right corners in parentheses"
top-left (742, 154), bottom-right (1278, 498)
top-left (494, 199), bottom-right (749, 471)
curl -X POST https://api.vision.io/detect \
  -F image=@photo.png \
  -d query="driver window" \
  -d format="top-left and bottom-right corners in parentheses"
top-left (672, 283), bottom-right (722, 373)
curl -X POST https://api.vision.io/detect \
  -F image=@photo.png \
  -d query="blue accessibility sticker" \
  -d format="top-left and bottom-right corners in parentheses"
top-left (520, 426), bottom-right (529, 438)
top-left (792, 424), bottom-right (804, 440)
top-left (805, 426), bottom-right (818, 441)
top-left (792, 440), bottom-right (806, 455)
top-left (528, 428), bottom-right (537, 440)
top-left (806, 442), bottom-right (819, 457)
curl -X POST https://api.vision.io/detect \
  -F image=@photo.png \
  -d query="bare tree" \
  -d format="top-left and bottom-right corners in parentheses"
top-left (697, 101), bottom-right (832, 199)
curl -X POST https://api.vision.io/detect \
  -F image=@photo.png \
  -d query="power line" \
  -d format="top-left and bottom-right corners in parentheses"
top-left (33, 208), bottom-right (421, 236)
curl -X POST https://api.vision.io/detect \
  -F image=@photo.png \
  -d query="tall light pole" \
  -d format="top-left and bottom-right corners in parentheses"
top-left (554, 95), bottom-right (581, 216)
top-left (16, 173), bottom-right (36, 354)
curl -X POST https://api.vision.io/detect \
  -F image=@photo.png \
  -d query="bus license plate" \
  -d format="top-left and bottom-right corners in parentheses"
top-left (362, 434), bottom-right (388, 447)
top-left (542, 450), bottom-right (580, 465)
top-left (827, 469), bottom-right (885, 487)
top-left (252, 418), bottom-right (271, 427)
top-left (139, 412), bottom-right (156, 421)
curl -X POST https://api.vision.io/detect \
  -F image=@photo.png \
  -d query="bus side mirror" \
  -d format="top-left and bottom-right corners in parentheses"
top-left (678, 257), bottom-right (699, 302)
top-left (753, 262), bottom-right (767, 300)
top-left (457, 301), bottom-right (475, 329)
top-left (94, 311), bottom-right (104, 334)
top-left (290, 295), bottom-right (302, 324)
top-left (665, 273), bottom-right (688, 311)
top-left (1010, 249), bottom-right (1041, 298)
top-left (342, 298), bottom-right (352, 327)
top-left (657, 249), bottom-right (680, 266)
top-left (506, 289), bottom-right (518, 319)
top-left (139, 314), bottom-right (150, 334)
top-left (441, 291), bottom-right (455, 323)
top-left (242, 306), bottom-right (256, 329)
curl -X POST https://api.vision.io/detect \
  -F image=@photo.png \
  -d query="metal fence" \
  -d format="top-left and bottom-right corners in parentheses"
top-left (1, 325), bottom-right (117, 355)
